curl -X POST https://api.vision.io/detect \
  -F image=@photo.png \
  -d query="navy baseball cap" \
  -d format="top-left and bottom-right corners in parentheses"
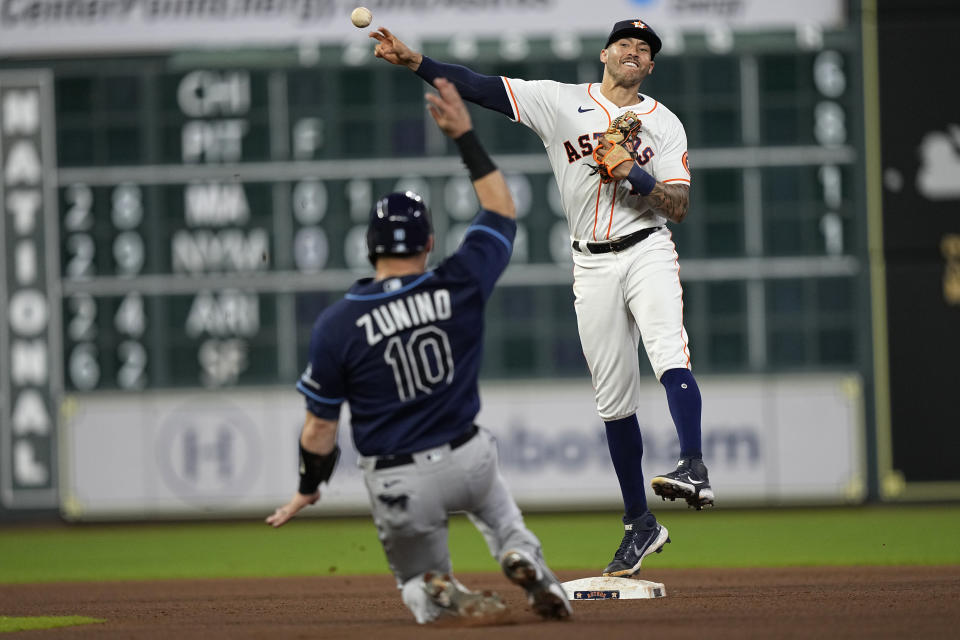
top-left (605, 19), bottom-right (662, 56)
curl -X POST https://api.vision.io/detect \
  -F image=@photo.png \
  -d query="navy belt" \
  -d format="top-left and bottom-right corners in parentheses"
top-left (572, 226), bottom-right (662, 254)
top-left (373, 425), bottom-right (480, 470)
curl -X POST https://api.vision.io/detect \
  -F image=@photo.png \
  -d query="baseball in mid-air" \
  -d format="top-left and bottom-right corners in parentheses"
top-left (351, 7), bottom-right (372, 28)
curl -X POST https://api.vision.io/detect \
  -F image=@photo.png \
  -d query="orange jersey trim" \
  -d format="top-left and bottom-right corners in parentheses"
top-left (503, 77), bottom-right (521, 122)
top-left (587, 83), bottom-right (612, 124)
top-left (663, 178), bottom-right (691, 184)
top-left (587, 83), bottom-right (611, 241)
top-left (592, 182), bottom-right (602, 240)
top-left (635, 99), bottom-right (659, 116)
top-left (606, 184), bottom-right (618, 239)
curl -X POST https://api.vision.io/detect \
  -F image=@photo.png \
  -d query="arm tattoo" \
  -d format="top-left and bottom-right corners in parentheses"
top-left (644, 183), bottom-right (690, 223)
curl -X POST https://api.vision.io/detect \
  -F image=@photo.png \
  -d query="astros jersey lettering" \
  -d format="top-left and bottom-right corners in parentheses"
top-left (502, 80), bottom-right (691, 241)
top-left (296, 209), bottom-right (516, 456)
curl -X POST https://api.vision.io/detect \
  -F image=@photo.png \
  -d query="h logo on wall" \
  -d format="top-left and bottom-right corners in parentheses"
top-left (155, 401), bottom-right (261, 504)
top-left (0, 70), bottom-right (60, 509)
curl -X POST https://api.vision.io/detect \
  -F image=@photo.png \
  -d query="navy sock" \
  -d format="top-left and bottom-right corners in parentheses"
top-left (604, 415), bottom-right (647, 520)
top-left (660, 368), bottom-right (703, 459)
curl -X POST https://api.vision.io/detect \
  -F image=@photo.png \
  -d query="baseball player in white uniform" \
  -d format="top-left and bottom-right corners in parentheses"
top-left (372, 18), bottom-right (713, 578)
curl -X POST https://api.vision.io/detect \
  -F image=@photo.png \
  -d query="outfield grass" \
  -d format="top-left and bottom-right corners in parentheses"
top-left (0, 505), bottom-right (958, 584)
top-left (0, 616), bottom-right (104, 632)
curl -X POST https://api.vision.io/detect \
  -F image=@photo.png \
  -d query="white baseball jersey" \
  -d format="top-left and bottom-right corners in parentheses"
top-left (497, 77), bottom-right (693, 418)
top-left (500, 79), bottom-right (691, 242)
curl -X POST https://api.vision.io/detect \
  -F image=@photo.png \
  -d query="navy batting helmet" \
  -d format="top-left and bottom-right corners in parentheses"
top-left (366, 191), bottom-right (432, 265)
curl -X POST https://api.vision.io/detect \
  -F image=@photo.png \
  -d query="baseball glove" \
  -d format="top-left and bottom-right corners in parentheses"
top-left (589, 111), bottom-right (643, 183)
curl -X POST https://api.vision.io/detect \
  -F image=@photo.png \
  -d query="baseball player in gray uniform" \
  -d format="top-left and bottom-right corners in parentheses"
top-left (266, 79), bottom-right (571, 624)
top-left (371, 18), bottom-right (714, 578)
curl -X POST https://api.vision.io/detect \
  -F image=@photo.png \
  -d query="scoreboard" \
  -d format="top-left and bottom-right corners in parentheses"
top-left (1, 25), bottom-right (868, 507)
top-left (5, 31), bottom-right (867, 389)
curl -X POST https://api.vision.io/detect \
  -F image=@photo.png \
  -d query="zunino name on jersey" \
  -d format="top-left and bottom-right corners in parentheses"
top-left (355, 288), bottom-right (452, 346)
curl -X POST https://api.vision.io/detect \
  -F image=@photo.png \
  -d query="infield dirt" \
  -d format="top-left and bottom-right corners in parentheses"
top-left (2, 566), bottom-right (958, 638)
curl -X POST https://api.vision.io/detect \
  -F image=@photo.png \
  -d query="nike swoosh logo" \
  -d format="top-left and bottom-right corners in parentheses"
top-left (578, 106), bottom-right (595, 113)
top-left (690, 479), bottom-right (705, 485)
top-left (384, 479), bottom-right (401, 488)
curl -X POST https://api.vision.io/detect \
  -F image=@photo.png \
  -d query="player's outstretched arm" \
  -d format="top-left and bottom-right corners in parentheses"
top-left (372, 27), bottom-right (513, 118)
top-left (266, 412), bottom-right (339, 528)
top-left (426, 78), bottom-right (515, 220)
top-left (370, 26), bottom-right (423, 70)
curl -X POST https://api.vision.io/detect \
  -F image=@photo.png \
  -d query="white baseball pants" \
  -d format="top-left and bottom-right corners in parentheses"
top-left (572, 227), bottom-right (691, 421)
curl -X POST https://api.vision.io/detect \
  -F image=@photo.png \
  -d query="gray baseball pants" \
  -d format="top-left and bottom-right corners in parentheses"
top-left (357, 426), bottom-right (548, 617)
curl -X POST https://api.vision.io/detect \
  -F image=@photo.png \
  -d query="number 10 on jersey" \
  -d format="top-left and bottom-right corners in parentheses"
top-left (383, 327), bottom-right (455, 401)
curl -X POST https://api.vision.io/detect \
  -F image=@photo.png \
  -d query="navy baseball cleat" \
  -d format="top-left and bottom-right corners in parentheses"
top-left (651, 457), bottom-right (715, 510)
top-left (501, 549), bottom-right (572, 620)
top-left (601, 513), bottom-right (670, 578)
